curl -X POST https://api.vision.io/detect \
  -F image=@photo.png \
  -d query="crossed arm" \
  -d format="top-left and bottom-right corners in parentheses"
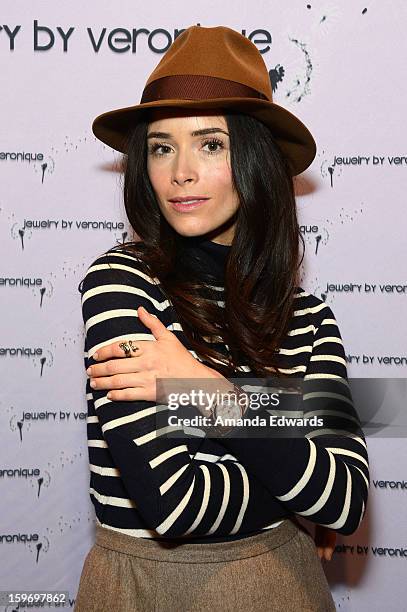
top-left (81, 250), bottom-right (369, 545)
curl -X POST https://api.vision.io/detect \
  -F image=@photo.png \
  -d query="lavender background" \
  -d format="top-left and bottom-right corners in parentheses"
top-left (1, 2), bottom-right (406, 609)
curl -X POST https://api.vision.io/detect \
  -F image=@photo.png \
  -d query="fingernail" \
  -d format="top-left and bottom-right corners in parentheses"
top-left (139, 306), bottom-right (147, 314)
top-left (86, 367), bottom-right (92, 376)
top-left (93, 352), bottom-right (99, 360)
top-left (90, 380), bottom-right (96, 388)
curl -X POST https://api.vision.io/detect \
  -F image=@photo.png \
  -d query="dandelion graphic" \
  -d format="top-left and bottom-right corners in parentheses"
top-left (284, 37), bottom-right (313, 103)
top-left (33, 155), bottom-right (55, 183)
top-left (33, 281), bottom-right (54, 308)
top-left (319, 149), bottom-right (343, 188)
top-left (9, 411), bottom-right (31, 442)
top-left (32, 348), bottom-right (54, 377)
top-left (268, 65), bottom-right (285, 93)
top-left (116, 230), bottom-right (128, 245)
top-left (315, 234), bottom-right (322, 255)
top-left (35, 471), bottom-right (51, 498)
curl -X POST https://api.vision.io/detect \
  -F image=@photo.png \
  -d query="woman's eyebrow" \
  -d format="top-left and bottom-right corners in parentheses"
top-left (147, 128), bottom-right (229, 139)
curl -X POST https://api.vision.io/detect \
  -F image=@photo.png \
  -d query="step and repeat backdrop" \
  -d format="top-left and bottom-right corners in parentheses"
top-left (1, 1), bottom-right (406, 610)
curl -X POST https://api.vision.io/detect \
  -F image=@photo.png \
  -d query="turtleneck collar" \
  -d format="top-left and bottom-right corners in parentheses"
top-left (181, 236), bottom-right (231, 283)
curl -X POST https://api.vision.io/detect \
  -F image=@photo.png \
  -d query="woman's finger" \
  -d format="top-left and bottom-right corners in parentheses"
top-left (106, 387), bottom-right (147, 401)
top-left (90, 339), bottom-right (147, 362)
top-left (314, 525), bottom-right (336, 561)
top-left (90, 373), bottom-right (144, 391)
top-left (87, 356), bottom-right (143, 379)
top-left (316, 545), bottom-right (334, 561)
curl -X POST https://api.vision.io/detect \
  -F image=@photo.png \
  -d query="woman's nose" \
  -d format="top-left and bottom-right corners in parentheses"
top-left (171, 149), bottom-right (198, 184)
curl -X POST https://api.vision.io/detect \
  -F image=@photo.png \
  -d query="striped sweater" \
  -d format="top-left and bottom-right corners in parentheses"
top-left (78, 240), bottom-right (369, 541)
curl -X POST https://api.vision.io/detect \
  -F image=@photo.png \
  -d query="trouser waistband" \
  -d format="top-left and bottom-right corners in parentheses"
top-left (94, 519), bottom-right (300, 563)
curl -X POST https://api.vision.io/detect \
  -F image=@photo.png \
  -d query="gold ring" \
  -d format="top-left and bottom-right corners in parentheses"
top-left (119, 340), bottom-right (140, 358)
top-left (128, 340), bottom-right (140, 354)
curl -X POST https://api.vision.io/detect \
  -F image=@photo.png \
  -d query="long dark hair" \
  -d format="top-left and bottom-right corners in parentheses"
top-left (111, 111), bottom-right (305, 379)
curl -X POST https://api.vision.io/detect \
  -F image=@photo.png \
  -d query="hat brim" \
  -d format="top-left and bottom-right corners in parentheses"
top-left (92, 97), bottom-right (316, 176)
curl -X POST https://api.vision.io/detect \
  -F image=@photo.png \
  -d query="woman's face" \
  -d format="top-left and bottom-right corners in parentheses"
top-left (146, 110), bottom-right (239, 245)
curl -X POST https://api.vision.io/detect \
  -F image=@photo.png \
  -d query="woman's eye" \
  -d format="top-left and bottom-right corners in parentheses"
top-left (148, 142), bottom-right (171, 156)
top-left (202, 138), bottom-right (224, 155)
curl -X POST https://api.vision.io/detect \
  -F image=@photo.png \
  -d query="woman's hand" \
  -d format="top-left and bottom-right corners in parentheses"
top-left (314, 525), bottom-right (336, 561)
top-left (86, 306), bottom-right (223, 402)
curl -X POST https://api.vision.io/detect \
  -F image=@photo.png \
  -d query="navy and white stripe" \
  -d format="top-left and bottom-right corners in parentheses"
top-left (79, 247), bottom-right (369, 539)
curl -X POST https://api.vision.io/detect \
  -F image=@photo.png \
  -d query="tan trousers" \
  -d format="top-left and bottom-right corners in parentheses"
top-left (74, 519), bottom-right (336, 612)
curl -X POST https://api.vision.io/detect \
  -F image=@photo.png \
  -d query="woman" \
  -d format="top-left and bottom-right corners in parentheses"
top-left (75, 25), bottom-right (369, 611)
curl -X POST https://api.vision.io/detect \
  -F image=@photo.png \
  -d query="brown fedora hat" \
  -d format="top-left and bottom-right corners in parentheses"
top-left (92, 25), bottom-right (316, 176)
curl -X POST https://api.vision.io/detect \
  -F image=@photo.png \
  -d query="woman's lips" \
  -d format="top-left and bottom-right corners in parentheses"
top-left (169, 198), bottom-right (210, 212)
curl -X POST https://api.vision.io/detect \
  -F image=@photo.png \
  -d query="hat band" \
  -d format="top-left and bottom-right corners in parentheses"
top-left (140, 74), bottom-right (269, 103)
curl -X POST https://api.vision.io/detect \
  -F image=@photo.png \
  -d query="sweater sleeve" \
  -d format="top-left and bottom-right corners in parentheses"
top-left (79, 250), bottom-right (290, 538)
top-left (218, 302), bottom-right (370, 536)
